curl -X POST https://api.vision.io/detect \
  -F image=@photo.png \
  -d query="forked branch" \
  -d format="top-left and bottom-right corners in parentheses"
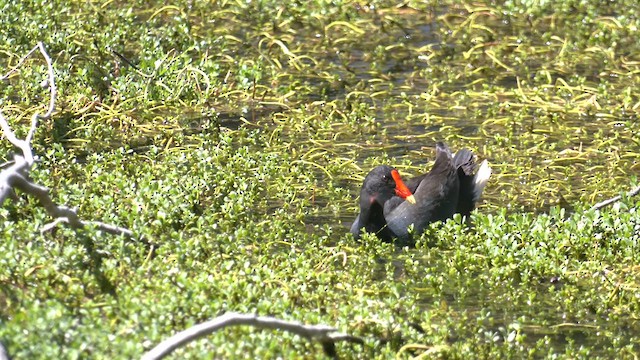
top-left (0, 42), bottom-right (56, 164)
top-left (0, 42), bottom-right (133, 237)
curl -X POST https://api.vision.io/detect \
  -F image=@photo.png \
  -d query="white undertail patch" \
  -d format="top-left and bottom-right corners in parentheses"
top-left (473, 160), bottom-right (492, 202)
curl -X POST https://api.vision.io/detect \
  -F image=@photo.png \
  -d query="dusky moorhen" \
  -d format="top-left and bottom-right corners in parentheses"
top-left (350, 142), bottom-right (491, 242)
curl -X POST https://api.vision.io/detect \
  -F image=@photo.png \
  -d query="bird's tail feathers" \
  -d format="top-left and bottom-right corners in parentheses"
top-left (453, 148), bottom-right (475, 175)
top-left (472, 160), bottom-right (492, 202)
top-left (434, 141), bottom-right (453, 164)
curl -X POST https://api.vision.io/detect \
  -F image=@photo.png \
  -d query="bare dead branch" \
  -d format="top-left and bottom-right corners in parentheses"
top-left (591, 184), bottom-right (640, 211)
top-left (0, 110), bottom-right (33, 164)
top-left (1, 42), bottom-right (133, 238)
top-left (0, 155), bottom-right (29, 203)
top-left (1, 42), bottom-right (56, 164)
top-left (29, 42), bottom-right (57, 141)
top-left (41, 217), bottom-right (135, 237)
top-left (0, 155), bottom-right (133, 237)
top-left (141, 312), bottom-right (364, 360)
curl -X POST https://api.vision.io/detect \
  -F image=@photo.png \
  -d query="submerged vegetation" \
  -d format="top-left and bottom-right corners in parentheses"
top-left (0, 0), bottom-right (639, 358)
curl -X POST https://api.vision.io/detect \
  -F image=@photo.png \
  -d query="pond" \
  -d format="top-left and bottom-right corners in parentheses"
top-left (225, 3), bottom-right (640, 356)
top-left (1, 1), bottom-right (638, 358)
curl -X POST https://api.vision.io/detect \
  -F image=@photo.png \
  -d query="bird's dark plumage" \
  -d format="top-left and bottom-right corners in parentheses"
top-left (351, 142), bottom-right (491, 242)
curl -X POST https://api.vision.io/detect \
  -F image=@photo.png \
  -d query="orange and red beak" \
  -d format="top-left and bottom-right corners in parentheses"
top-left (391, 169), bottom-right (416, 204)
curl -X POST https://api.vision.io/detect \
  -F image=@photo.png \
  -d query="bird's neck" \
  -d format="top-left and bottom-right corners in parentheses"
top-left (360, 201), bottom-right (393, 241)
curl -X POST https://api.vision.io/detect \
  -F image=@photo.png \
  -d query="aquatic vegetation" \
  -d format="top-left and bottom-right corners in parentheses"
top-left (0, 0), bottom-right (639, 358)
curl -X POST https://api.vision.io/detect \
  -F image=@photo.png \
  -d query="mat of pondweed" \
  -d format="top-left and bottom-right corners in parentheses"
top-left (0, 1), bottom-right (639, 359)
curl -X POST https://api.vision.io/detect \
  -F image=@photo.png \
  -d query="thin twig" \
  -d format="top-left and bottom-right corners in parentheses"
top-left (591, 184), bottom-right (640, 211)
top-left (141, 312), bottom-right (364, 360)
top-left (108, 47), bottom-right (153, 78)
top-left (28, 42), bottom-right (58, 141)
top-left (0, 45), bottom-right (41, 80)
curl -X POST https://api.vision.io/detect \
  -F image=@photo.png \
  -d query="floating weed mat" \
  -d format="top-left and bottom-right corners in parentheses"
top-left (1, 1), bottom-right (640, 359)
top-left (2, 1), bottom-right (637, 213)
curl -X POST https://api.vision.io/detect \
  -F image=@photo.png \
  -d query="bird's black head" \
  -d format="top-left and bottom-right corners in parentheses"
top-left (360, 165), bottom-right (414, 208)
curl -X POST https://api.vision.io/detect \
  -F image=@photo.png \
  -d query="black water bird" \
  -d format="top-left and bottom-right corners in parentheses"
top-left (350, 142), bottom-right (491, 242)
